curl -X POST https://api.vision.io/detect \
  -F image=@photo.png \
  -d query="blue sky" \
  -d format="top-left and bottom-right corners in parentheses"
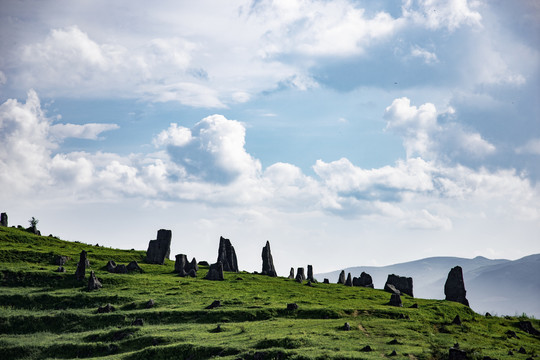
top-left (0, 0), bottom-right (539, 273)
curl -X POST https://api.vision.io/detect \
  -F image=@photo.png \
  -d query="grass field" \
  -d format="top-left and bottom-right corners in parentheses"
top-left (0, 225), bottom-right (538, 359)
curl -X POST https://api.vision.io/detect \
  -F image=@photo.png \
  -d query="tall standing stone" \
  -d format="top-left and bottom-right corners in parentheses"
top-left (296, 267), bottom-right (306, 282)
top-left (0, 212), bottom-right (7, 227)
top-left (337, 270), bottom-right (346, 284)
top-left (345, 273), bottom-right (353, 286)
top-left (186, 257), bottom-right (199, 273)
top-left (261, 241), bottom-right (277, 277)
top-left (75, 250), bottom-right (87, 281)
top-left (205, 261), bottom-right (224, 281)
top-left (444, 266), bottom-right (469, 307)
top-left (145, 229), bottom-right (172, 264)
top-left (307, 265), bottom-right (315, 282)
top-left (175, 254), bottom-right (189, 276)
top-left (384, 274), bottom-right (414, 297)
top-left (288, 267), bottom-right (295, 279)
top-left (87, 271), bottom-right (102, 291)
top-left (217, 236), bottom-right (238, 272)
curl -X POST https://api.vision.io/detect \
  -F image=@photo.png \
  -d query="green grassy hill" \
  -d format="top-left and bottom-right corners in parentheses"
top-left (0, 226), bottom-right (538, 359)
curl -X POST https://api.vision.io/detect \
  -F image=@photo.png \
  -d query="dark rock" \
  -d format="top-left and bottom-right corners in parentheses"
top-left (106, 260), bottom-right (117, 273)
top-left (508, 350), bottom-right (514, 355)
top-left (75, 250), bottom-right (87, 281)
top-left (55, 266), bottom-right (66, 272)
top-left (389, 350), bottom-right (397, 356)
top-left (485, 312), bottom-right (492, 317)
top-left (131, 318), bottom-right (144, 326)
top-left (126, 261), bottom-right (142, 273)
top-left (187, 269), bottom-right (197, 277)
top-left (445, 266), bottom-right (469, 306)
top-left (518, 320), bottom-right (540, 336)
top-left (187, 258), bottom-right (198, 273)
top-left (145, 229), bottom-right (172, 265)
top-left (305, 280), bottom-right (313, 287)
top-left (217, 236), bottom-right (238, 272)
top-left (410, 303), bottom-right (418, 308)
top-left (343, 322), bottom-right (351, 331)
top-left (295, 267), bottom-right (305, 283)
top-left (323, 278), bottom-right (329, 284)
top-left (345, 273), bottom-right (353, 286)
top-left (205, 300), bottom-right (221, 309)
top-left (97, 303), bottom-right (115, 313)
top-left (261, 241), bottom-right (277, 277)
top-left (352, 272), bottom-right (374, 288)
top-left (452, 315), bottom-right (462, 325)
top-left (389, 293), bottom-right (402, 307)
top-left (175, 254), bottom-right (188, 276)
top-left (288, 267), bottom-right (295, 279)
top-left (145, 299), bottom-right (155, 309)
top-left (88, 271), bottom-right (102, 291)
top-left (388, 339), bottom-right (399, 345)
top-left (26, 226), bottom-right (40, 235)
top-left (54, 255), bottom-right (69, 266)
top-left (115, 264), bottom-right (128, 274)
top-left (449, 347), bottom-right (467, 360)
top-left (337, 270), bottom-right (345, 284)
top-left (360, 345), bottom-right (372, 352)
top-left (198, 261), bottom-right (209, 266)
top-left (385, 283), bottom-right (401, 295)
top-left (205, 261), bottom-right (224, 281)
top-left (211, 324), bottom-right (223, 333)
top-left (0, 212), bottom-right (8, 227)
top-left (307, 265), bottom-right (315, 282)
top-left (518, 347), bottom-right (527, 354)
top-left (287, 303), bottom-right (298, 311)
top-left (384, 274), bottom-right (413, 297)
top-left (506, 330), bottom-right (518, 338)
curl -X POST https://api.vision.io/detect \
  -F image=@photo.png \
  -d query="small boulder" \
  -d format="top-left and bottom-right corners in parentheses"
top-left (452, 315), bottom-right (462, 325)
top-left (360, 345), bottom-right (372, 352)
top-left (115, 264), bottom-right (128, 274)
top-left (97, 303), bottom-right (115, 313)
top-left (287, 303), bottom-right (298, 311)
top-left (145, 299), bottom-right (155, 309)
top-left (205, 261), bottom-right (224, 281)
top-left (518, 346), bottom-right (526, 354)
top-left (389, 350), bottom-right (397, 356)
top-left (205, 300), bottom-right (222, 309)
top-left (505, 330), bottom-right (518, 338)
top-left (485, 312), bottom-right (492, 317)
top-left (88, 271), bottom-right (102, 291)
top-left (410, 303), bottom-right (418, 308)
top-left (352, 272), bottom-right (374, 288)
top-left (54, 255), bottom-right (69, 266)
top-left (131, 318), bottom-right (144, 326)
top-left (323, 278), bottom-right (329, 284)
top-left (106, 260), bottom-right (117, 273)
top-left (126, 261), bottom-right (142, 272)
top-left (389, 293), bottom-right (402, 307)
top-left (449, 347), bottom-right (467, 360)
top-left (343, 322), bottom-right (351, 331)
top-left (55, 266), bottom-right (66, 273)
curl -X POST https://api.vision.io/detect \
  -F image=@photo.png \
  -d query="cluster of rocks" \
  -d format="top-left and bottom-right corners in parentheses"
top-left (205, 236), bottom-right (239, 280)
top-left (106, 260), bottom-right (143, 274)
top-left (174, 254), bottom-right (198, 277)
top-left (286, 265), bottom-right (316, 285)
top-left (384, 274), bottom-right (414, 297)
top-left (336, 270), bottom-right (374, 288)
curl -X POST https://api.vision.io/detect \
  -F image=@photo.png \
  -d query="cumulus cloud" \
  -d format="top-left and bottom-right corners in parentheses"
top-left (410, 46), bottom-right (438, 64)
top-left (50, 123), bottom-right (119, 140)
top-left (384, 97), bottom-right (495, 161)
top-left (403, 0), bottom-right (482, 31)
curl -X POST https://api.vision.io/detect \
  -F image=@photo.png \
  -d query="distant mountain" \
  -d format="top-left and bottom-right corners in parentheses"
top-left (316, 254), bottom-right (540, 317)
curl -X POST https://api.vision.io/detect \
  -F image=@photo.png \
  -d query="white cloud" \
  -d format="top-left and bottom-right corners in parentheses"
top-left (153, 123), bottom-right (193, 147)
top-left (403, 0), bottom-right (482, 31)
top-left (410, 46), bottom-right (438, 64)
top-left (50, 123), bottom-right (119, 140)
top-left (0, 71), bottom-right (6, 85)
top-left (516, 138), bottom-right (540, 155)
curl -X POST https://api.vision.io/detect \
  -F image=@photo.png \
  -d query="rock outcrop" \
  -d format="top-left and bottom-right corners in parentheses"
top-left (88, 271), bottom-right (102, 291)
top-left (384, 274), bottom-right (413, 297)
top-left (106, 260), bottom-right (143, 274)
top-left (0, 212), bottom-right (7, 227)
top-left (337, 270), bottom-right (345, 284)
top-left (75, 250), bottom-right (87, 281)
top-left (205, 261), bottom-right (224, 281)
top-left (261, 241), bottom-right (277, 277)
top-left (352, 272), bottom-right (374, 288)
top-left (145, 229), bottom-right (172, 265)
top-left (444, 266), bottom-right (469, 306)
top-left (217, 236), bottom-right (238, 272)
top-left (187, 258), bottom-right (198, 273)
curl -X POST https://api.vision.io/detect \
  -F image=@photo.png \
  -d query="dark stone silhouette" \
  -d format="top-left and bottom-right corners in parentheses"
top-left (205, 300), bottom-right (222, 309)
top-left (410, 303), bottom-right (418, 308)
top-left (88, 271), bottom-right (102, 291)
top-left (198, 261), bottom-right (209, 266)
top-left (360, 345), bottom-right (372, 352)
top-left (187, 258), bottom-right (198, 273)
top-left (205, 261), bottom-right (224, 281)
top-left (261, 241), bottom-right (277, 277)
top-left (146, 299), bottom-right (155, 309)
top-left (0, 212), bottom-right (7, 227)
top-left (519, 320), bottom-right (540, 336)
top-left (518, 346), bottom-right (526, 354)
top-left (217, 236), bottom-right (238, 272)
top-left (389, 293), bottom-right (402, 307)
top-left (343, 322), bottom-right (351, 331)
top-left (126, 261), bottom-right (142, 272)
top-left (106, 260), bottom-right (117, 273)
top-left (352, 272), bottom-right (374, 288)
top-left (115, 264), bottom-right (128, 274)
top-left (56, 266), bottom-right (65, 272)
top-left (187, 269), bottom-right (197, 277)
top-left (145, 229), bottom-right (172, 264)
top-left (452, 315), bottom-right (462, 325)
top-left (307, 265), bottom-right (315, 282)
top-left (132, 318), bottom-right (144, 326)
top-left (75, 250), bottom-right (87, 281)
top-left (175, 254), bottom-right (188, 276)
top-left (97, 304), bottom-right (115, 313)
top-left (485, 312), bottom-right (492, 317)
top-left (384, 274), bottom-right (413, 297)
top-left (444, 266), bottom-right (469, 306)
top-left (54, 255), bottom-right (68, 266)
top-left (337, 270), bottom-right (345, 284)
top-left (323, 278), bottom-right (329, 284)
top-left (287, 303), bottom-right (298, 310)
top-left (288, 268), bottom-right (295, 279)
top-left (345, 273), bottom-right (353, 286)
top-left (449, 347), bottom-right (467, 360)
top-left (389, 350), bottom-right (397, 356)
top-left (295, 267), bottom-right (305, 283)
top-left (506, 330), bottom-right (518, 338)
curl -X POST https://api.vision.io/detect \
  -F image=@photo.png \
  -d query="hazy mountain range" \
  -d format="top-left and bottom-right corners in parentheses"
top-left (316, 254), bottom-right (540, 318)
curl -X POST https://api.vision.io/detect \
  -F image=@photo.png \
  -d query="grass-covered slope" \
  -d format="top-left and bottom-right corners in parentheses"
top-left (0, 226), bottom-right (538, 360)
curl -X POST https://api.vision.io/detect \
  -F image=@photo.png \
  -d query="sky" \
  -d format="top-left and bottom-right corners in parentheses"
top-left (0, 0), bottom-right (539, 275)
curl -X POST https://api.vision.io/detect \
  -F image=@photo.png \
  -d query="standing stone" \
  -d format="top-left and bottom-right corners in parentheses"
top-left (75, 250), bottom-right (87, 281)
top-left (307, 265), bottom-right (315, 282)
top-left (449, 348), bottom-right (467, 360)
top-left (337, 270), bottom-right (346, 284)
top-left (384, 274), bottom-right (413, 297)
top-left (288, 268), bottom-right (295, 279)
top-left (186, 258), bottom-right (199, 273)
top-left (0, 212), bottom-right (7, 227)
top-left (261, 241), bottom-right (277, 277)
top-left (345, 273), bottom-right (353, 286)
top-left (145, 229), bottom-right (172, 265)
top-left (296, 267), bottom-right (306, 282)
top-left (389, 293), bottom-right (402, 307)
top-left (353, 272), bottom-right (374, 288)
top-left (217, 236), bottom-right (239, 272)
top-left (444, 266), bottom-right (469, 307)
top-left (88, 271), bottom-right (102, 291)
top-left (323, 278), bottom-right (329, 284)
top-left (175, 254), bottom-right (189, 276)
top-left (115, 264), bottom-right (128, 274)
top-left (54, 255), bottom-right (69, 266)
top-left (205, 261), bottom-right (224, 281)
top-left (106, 260), bottom-right (117, 273)
top-left (126, 261), bottom-right (143, 272)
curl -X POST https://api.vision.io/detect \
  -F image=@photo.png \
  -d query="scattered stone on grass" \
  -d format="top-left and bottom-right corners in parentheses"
top-left (106, 260), bottom-right (117, 273)
top-left (115, 264), bottom-right (128, 274)
top-left (389, 293), bottom-right (402, 307)
top-left (287, 303), bottom-right (298, 311)
top-left (452, 315), bottom-right (462, 325)
top-left (352, 272), bottom-right (374, 288)
top-left (261, 241), bottom-right (277, 277)
top-left (485, 312), bottom-right (492, 317)
top-left (519, 320), bottom-right (540, 336)
top-left (126, 261), bottom-right (142, 272)
top-left (506, 330), bottom-right (518, 338)
top-left (410, 303), bottom-right (418, 308)
top-left (145, 299), bottom-right (155, 309)
top-left (54, 255), bottom-right (69, 266)
top-left (206, 300), bottom-right (222, 309)
top-left (97, 303), bottom-right (115, 313)
top-left (88, 270), bottom-right (102, 291)
top-left (360, 345), bottom-right (372, 352)
top-left (518, 346), bottom-right (527, 354)
top-left (55, 266), bottom-right (65, 272)
top-left (343, 322), bottom-right (351, 331)
top-left (198, 261), bottom-right (209, 266)
top-left (131, 318), bottom-right (144, 326)
top-left (389, 350), bottom-right (397, 356)
top-left (323, 278), bottom-right (329, 284)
